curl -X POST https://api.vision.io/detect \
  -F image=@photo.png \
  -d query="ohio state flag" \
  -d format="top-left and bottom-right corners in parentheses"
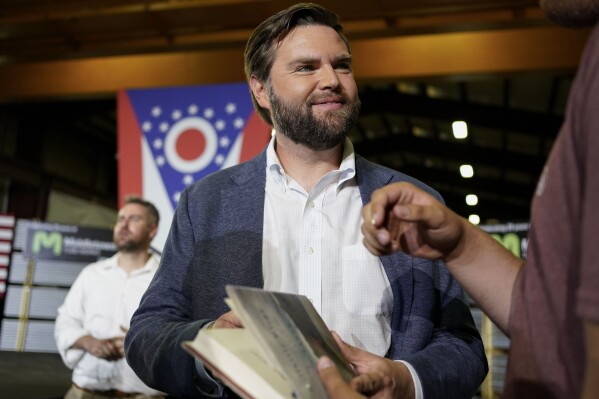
top-left (118, 83), bottom-right (271, 251)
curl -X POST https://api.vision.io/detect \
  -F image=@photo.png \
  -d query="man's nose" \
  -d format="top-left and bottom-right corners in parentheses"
top-left (318, 64), bottom-right (340, 90)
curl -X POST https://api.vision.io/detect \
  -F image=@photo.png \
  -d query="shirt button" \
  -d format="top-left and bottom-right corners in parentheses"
top-left (308, 247), bottom-right (314, 254)
top-left (309, 201), bottom-right (315, 208)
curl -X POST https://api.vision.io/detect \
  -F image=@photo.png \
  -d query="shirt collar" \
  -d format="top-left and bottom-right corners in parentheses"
top-left (266, 135), bottom-right (287, 187)
top-left (100, 252), bottom-right (158, 275)
top-left (265, 135), bottom-right (356, 194)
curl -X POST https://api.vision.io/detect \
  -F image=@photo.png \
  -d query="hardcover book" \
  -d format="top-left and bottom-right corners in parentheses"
top-left (182, 285), bottom-right (355, 399)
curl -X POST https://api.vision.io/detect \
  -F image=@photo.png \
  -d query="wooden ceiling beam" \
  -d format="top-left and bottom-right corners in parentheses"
top-left (1, 7), bottom-right (548, 63)
top-left (0, 0), bottom-right (266, 23)
top-left (0, 25), bottom-right (589, 101)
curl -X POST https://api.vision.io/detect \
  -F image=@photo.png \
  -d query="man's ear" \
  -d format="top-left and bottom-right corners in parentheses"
top-left (250, 76), bottom-right (271, 110)
top-left (148, 224), bottom-right (157, 241)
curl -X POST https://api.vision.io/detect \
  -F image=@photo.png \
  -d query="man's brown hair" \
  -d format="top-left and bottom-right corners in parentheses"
top-left (243, 3), bottom-right (350, 125)
top-left (123, 196), bottom-right (160, 227)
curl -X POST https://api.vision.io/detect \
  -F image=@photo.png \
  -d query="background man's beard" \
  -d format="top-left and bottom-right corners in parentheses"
top-left (269, 89), bottom-right (361, 151)
top-left (115, 238), bottom-right (146, 252)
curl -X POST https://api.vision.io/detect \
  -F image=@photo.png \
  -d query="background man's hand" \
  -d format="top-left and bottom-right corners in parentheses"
top-left (75, 335), bottom-right (125, 361)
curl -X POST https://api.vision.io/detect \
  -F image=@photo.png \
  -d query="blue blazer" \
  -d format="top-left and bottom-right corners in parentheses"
top-left (126, 149), bottom-right (487, 398)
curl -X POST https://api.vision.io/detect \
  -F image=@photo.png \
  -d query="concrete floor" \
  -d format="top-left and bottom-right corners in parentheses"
top-left (0, 351), bottom-right (71, 399)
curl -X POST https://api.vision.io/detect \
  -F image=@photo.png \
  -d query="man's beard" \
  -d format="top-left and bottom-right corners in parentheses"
top-left (114, 234), bottom-right (146, 253)
top-left (268, 86), bottom-right (361, 151)
top-left (116, 240), bottom-right (144, 252)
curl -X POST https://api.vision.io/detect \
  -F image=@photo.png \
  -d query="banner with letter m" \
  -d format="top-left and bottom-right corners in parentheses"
top-left (118, 83), bottom-right (271, 251)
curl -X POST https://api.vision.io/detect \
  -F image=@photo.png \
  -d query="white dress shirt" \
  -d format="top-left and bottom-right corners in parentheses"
top-left (54, 253), bottom-right (163, 395)
top-left (262, 137), bottom-right (423, 398)
top-left (263, 137), bottom-right (394, 354)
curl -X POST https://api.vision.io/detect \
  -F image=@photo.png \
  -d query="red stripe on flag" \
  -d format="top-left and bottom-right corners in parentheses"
top-left (117, 90), bottom-right (144, 208)
top-left (0, 214), bottom-right (15, 227)
top-left (239, 112), bottom-right (271, 163)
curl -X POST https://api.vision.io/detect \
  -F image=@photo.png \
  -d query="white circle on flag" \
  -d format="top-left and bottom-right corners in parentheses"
top-left (164, 117), bottom-right (218, 173)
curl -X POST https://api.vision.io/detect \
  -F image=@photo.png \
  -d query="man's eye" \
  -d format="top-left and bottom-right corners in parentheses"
top-left (334, 63), bottom-right (351, 71)
top-left (296, 65), bottom-right (314, 72)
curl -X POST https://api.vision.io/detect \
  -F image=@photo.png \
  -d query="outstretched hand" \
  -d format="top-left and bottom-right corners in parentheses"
top-left (362, 182), bottom-right (521, 332)
top-left (361, 182), bottom-right (466, 262)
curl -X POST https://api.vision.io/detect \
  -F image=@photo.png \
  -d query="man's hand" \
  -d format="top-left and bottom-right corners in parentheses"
top-left (74, 335), bottom-right (125, 361)
top-left (213, 310), bottom-right (243, 328)
top-left (361, 182), bottom-right (465, 262)
top-left (318, 356), bottom-right (366, 399)
top-left (332, 332), bottom-right (415, 399)
top-left (362, 182), bottom-right (522, 332)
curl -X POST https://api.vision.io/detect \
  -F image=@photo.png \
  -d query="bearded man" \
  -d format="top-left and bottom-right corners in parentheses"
top-left (125, 4), bottom-right (487, 399)
top-left (55, 197), bottom-right (164, 399)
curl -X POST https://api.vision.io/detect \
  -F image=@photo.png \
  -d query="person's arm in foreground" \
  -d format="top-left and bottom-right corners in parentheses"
top-left (361, 182), bottom-right (522, 334)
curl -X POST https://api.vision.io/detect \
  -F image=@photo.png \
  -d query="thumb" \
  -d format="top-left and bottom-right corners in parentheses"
top-left (317, 357), bottom-right (350, 396)
top-left (331, 331), bottom-right (365, 364)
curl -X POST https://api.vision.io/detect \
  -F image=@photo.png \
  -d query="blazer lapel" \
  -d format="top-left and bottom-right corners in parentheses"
top-left (355, 155), bottom-right (414, 347)
top-left (219, 150), bottom-right (267, 289)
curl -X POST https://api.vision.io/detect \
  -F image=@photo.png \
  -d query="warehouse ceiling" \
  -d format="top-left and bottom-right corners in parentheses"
top-left (0, 0), bottom-right (584, 223)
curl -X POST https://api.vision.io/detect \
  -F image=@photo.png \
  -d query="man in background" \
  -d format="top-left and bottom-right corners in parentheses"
top-left (318, 0), bottom-right (599, 398)
top-left (125, 3), bottom-right (486, 399)
top-left (55, 197), bottom-right (164, 399)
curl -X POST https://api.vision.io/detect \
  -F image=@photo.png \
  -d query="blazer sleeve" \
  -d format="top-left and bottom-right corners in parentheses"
top-left (125, 188), bottom-right (216, 398)
top-left (399, 259), bottom-right (488, 399)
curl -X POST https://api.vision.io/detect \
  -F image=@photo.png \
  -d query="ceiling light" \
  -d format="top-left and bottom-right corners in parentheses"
top-left (468, 214), bottom-right (481, 225)
top-left (465, 194), bottom-right (478, 206)
top-left (452, 121), bottom-right (468, 139)
top-left (460, 164), bottom-right (474, 178)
